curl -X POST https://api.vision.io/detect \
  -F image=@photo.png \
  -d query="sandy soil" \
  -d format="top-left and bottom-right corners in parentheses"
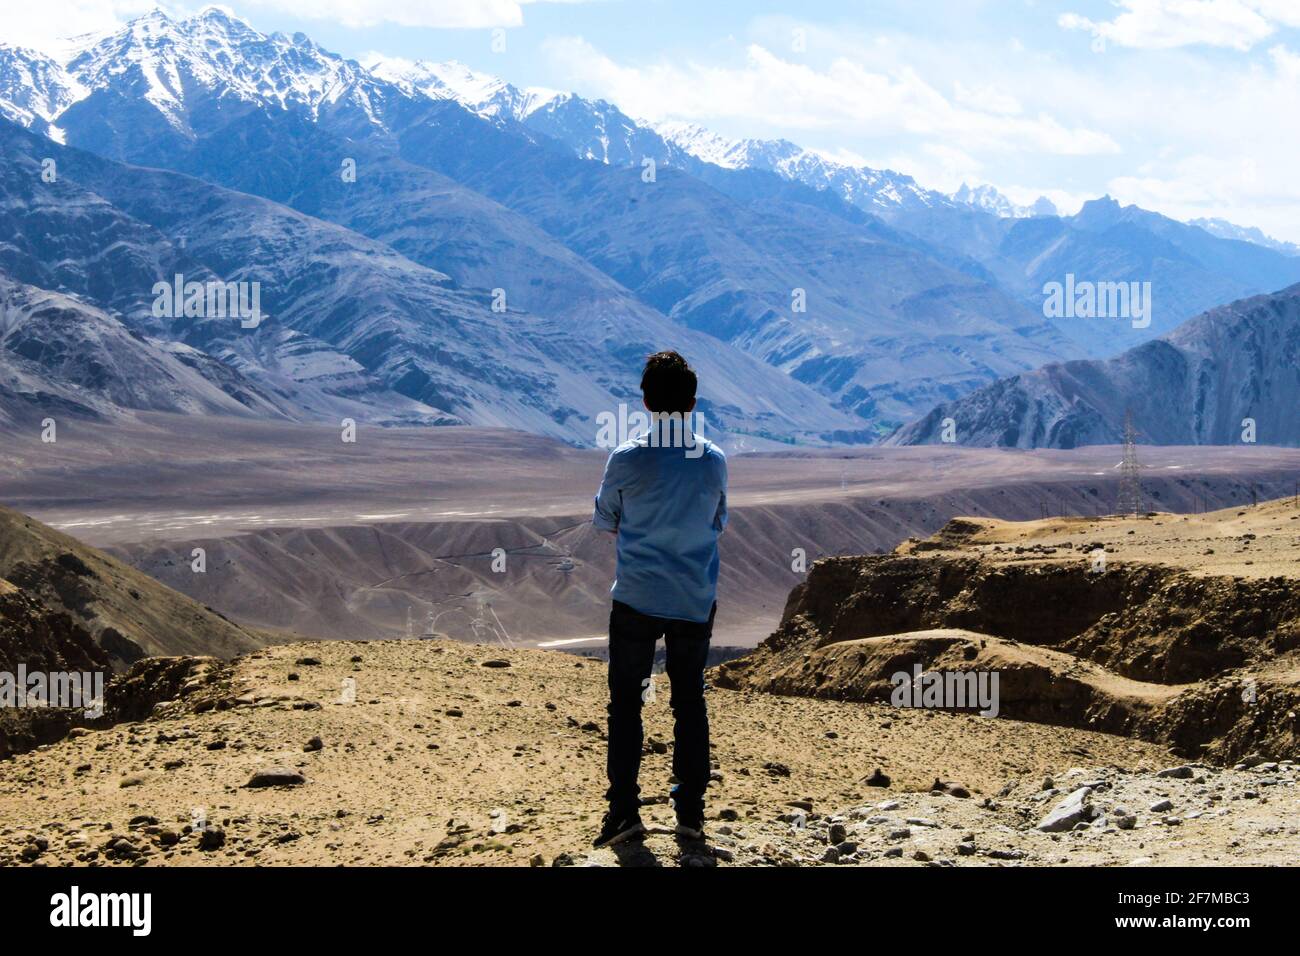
top-left (1, 639), bottom-right (1295, 868)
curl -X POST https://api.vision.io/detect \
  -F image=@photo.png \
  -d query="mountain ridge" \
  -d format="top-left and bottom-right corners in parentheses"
top-left (887, 283), bottom-right (1300, 448)
top-left (3, 7), bottom-right (1299, 443)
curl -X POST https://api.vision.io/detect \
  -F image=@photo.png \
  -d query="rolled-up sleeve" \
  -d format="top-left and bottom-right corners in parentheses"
top-left (592, 453), bottom-right (622, 532)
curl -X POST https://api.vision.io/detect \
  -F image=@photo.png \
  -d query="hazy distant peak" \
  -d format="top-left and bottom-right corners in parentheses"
top-left (953, 182), bottom-right (1058, 219)
top-left (1189, 217), bottom-right (1300, 257)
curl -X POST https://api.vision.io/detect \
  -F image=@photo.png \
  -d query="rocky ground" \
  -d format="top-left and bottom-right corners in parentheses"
top-left (718, 501), bottom-right (1300, 764)
top-left (905, 496), bottom-right (1300, 581)
top-left (0, 639), bottom-right (1295, 867)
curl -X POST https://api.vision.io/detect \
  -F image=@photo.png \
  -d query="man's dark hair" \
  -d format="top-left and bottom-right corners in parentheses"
top-left (640, 351), bottom-right (698, 414)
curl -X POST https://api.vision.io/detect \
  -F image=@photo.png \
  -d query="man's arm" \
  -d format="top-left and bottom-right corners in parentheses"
top-left (713, 454), bottom-right (728, 533)
top-left (592, 452), bottom-right (622, 534)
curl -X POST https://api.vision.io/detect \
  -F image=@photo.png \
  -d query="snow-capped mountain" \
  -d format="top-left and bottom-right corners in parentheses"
top-left (1189, 218), bottom-right (1300, 257)
top-left (653, 122), bottom-right (952, 214)
top-left (368, 57), bottom-right (560, 121)
top-left (0, 7), bottom-right (1070, 437)
top-left (953, 183), bottom-right (1058, 219)
top-left (0, 46), bottom-right (84, 139)
top-left (3, 5), bottom-right (1299, 445)
top-left (42, 6), bottom-right (394, 142)
top-left (368, 55), bottom-right (954, 215)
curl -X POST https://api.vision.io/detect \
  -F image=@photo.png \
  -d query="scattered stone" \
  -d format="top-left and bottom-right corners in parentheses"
top-left (1037, 787), bottom-right (1094, 832)
top-left (864, 768), bottom-right (891, 788)
top-left (245, 766), bottom-right (306, 788)
top-left (941, 782), bottom-right (971, 799)
top-left (987, 849), bottom-right (1026, 861)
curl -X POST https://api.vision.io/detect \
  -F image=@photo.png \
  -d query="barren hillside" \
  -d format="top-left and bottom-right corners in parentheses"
top-left (717, 500), bottom-right (1300, 763)
top-left (0, 506), bottom-right (260, 668)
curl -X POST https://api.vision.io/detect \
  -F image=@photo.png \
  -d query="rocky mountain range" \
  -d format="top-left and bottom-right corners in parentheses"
top-left (362, 49), bottom-right (1300, 356)
top-left (1, 6), bottom-right (1299, 444)
top-left (887, 283), bottom-right (1300, 448)
top-left (0, 93), bottom-right (857, 441)
top-left (365, 47), bottom-right (1300, 367)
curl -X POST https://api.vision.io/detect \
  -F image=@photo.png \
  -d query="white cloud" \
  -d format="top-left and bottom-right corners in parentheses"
top-left (245, 0), bottom-right (595, 30)
top-left (887, 143), bottom-right (983, 194)
top-left (541, 36), bottom-right (1120, 157)
top-left (2, 0), bottom-right (601, 48)
top-left (1096, 46), bottom-right (1300, 240)
top-left (952, 80), bottom-right (1022, 116)
top-left (1060, 0), bottom-right (1300, 52)
top-left (1, 0), bottom-right (159, 52)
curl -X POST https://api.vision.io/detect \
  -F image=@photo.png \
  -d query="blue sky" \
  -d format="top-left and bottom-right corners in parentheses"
top-left (13, 1), bottom-right (1300, 241)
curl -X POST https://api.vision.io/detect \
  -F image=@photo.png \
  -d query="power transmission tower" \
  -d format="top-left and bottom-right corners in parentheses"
top-left (1117, 410), bottom-right (1145, 517)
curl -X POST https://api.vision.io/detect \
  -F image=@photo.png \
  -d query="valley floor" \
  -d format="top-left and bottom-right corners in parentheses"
top-left (1, 639), bottom-right (1295, 867)
top-left (6, 416), bottom-right (1300, 649)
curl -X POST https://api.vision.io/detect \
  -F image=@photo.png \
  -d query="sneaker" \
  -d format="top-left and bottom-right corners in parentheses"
top-left (593, 811), bottom-right (645, 849)
top-left (671, 791), bottom-right (705, 840)
top-left (674, 810), bottom-right (705, 840)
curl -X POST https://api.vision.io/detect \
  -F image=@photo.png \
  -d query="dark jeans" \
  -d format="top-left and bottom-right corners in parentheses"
top-left (605, 599), bottom-right (715, 817)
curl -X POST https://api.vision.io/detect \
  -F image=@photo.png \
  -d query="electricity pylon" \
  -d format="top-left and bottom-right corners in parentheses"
top-left (1117, 409), bottom-right (1145, 517)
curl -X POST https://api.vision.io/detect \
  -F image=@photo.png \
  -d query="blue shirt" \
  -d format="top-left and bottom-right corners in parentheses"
top-left (592, 434), bottom-right (728, 623)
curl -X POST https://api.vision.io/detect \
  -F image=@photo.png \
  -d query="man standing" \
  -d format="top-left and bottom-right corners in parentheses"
top-left (591, 351), bottom-right (728, 848)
